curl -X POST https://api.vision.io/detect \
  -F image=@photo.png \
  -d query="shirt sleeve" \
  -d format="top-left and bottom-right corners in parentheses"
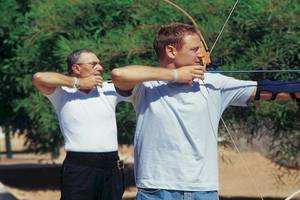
top-left (113, 85), bottom-right (131, 103)
top-left (128, 83), bottom-right (146, 106)
top-left (45, 87), bottom-right (61, 111)
top-left (113, 83), bottom-right (146, 105)
top-left (221, 77), bottom-right (257, 110)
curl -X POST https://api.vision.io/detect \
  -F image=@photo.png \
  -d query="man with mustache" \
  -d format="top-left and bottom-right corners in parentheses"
top-left (32, 49), bottom-right (125, 200)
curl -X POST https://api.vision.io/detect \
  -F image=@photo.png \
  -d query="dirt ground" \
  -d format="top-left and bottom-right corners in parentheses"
top-left (0, 134), bottom-right (299, 200)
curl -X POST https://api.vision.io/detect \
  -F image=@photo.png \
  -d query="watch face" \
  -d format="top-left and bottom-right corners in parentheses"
top-left (73, 77), bottom-right (80, 89)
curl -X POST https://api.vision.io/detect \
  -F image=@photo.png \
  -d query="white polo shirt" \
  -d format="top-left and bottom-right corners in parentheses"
top-left (47, 81), bottom-right (126, 152)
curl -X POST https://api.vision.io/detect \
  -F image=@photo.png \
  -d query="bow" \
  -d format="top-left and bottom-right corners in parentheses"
top-left (163, 0), bottom-right (300, 75)
top-left (161, 0), bottom-right (299, 199)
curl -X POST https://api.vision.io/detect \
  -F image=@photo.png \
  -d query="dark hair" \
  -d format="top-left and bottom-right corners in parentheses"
top-left (66, 48), bottom-right (94, 74)
top-left (153, 23), bottom-right (198, 59)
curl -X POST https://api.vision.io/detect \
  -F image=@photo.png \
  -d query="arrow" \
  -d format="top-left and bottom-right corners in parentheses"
top-left (208, 69), bottom-right (300, 74)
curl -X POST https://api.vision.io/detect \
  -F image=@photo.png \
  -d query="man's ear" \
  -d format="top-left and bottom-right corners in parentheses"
top-left (165, 45), bottom-right (177, 59)
top-left (71, 64), bottom-right (81, 75)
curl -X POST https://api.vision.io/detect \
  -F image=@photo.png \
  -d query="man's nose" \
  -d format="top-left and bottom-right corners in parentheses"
top-left (197, 48), bottom-right (205, 58)
top-left (94, 63), bottom-right (103, 72)
top-left (197, 49), bottom-right (211, 66)
top-left (196, 49), bottom-right (205, 64)
top-left (203, 51), bottom-right (212, 65)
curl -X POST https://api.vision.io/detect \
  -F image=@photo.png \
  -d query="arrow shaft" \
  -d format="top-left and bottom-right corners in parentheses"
top-left (208, 69), bottom-right (300, 73)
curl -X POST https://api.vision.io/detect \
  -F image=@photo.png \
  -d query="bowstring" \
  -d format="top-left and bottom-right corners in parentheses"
top-left (204, 1), bottom-right (265, 199)
top-left (210, 0), bottom-right (239, 53)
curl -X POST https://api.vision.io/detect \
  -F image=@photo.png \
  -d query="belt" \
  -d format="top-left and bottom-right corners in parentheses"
top-left (65, 151), bottom-right (124, 169)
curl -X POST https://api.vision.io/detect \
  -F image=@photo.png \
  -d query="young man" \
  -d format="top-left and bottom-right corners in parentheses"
top-left (32, 49), bottom-right (125, 200)
top-left (112, 23), bottom-right (300, 200)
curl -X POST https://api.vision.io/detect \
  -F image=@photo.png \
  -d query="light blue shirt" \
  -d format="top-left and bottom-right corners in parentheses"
top-left (130, 73), bottom-right (257, 191)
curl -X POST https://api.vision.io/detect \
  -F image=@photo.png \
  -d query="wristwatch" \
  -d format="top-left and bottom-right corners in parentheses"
top-left (73, 77), bottom-right (80, 89)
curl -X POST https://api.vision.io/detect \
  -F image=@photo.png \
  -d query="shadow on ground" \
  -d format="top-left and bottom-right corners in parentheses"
top-left (0, 163), bottom-right (135, 189)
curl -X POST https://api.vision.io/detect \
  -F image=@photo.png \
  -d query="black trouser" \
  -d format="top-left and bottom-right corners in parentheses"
top-left (60, 151), bottom-right (124, 200)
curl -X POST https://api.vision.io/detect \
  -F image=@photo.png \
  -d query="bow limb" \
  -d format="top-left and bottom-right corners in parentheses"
top-left (285, 190), bottom-right (300, 200)
top-left (162, 0), bottom-right (211, 65)
top-left (163, 0), bottom-right (208, 50)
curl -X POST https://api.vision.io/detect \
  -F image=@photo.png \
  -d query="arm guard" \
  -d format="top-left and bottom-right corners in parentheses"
top-left (255, 80), bottom-right (300, 101)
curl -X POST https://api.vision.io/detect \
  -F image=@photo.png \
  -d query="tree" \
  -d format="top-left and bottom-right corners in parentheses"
top-left (0, 0), bottom-right (298, 166)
